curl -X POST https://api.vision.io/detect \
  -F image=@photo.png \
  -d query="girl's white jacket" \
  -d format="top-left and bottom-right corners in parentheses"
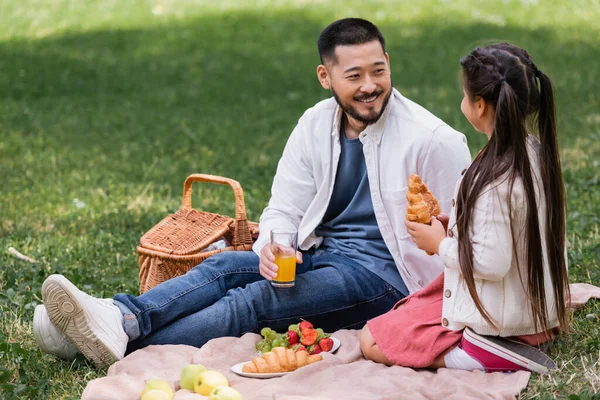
top-left (439, 137), bottom-right (564, 335)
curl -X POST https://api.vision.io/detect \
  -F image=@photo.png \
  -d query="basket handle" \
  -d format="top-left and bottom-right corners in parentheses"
top-left (182, 174), bottom-right (253, 248)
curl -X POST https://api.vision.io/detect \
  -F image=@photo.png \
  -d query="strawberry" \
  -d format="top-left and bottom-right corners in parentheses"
top-left (300, 328), bottom-right (318, 346)
top-left (308, 344), bottom-right (322, 355)
top-left (298, 320), bottom-right (313, 332)
top-left (292, 344), bottom-right (307, 352)
top-left (318, 337), bottom-right (334, 352)
top-left (287, 330), bottom-right (299, 345)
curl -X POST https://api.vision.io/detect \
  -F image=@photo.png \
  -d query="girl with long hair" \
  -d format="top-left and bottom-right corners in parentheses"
top-left (359, 43), bottom-right (570, 373)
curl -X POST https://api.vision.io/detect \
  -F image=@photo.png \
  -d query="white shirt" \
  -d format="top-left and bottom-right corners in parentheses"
top-left (253, 88), bottom-right (472, 293)
top-left (439, 137), bottom-right (564, 335)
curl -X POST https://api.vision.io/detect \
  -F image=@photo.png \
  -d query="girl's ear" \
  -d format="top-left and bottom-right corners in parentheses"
top-left (475, 96), bottom-right (489, 119)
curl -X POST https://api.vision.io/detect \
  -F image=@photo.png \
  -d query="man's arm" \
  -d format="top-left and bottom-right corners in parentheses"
top-left (419, 125), bottom-right (471, 214)
top-left (253, 114), bottom-right (318, 255)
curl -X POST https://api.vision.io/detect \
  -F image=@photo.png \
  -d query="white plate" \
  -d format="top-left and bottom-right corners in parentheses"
top-left (233, 337), bottom-right (340, 379)
top-left (231, 362), bottom-right (288, 379)
top-left (256, 336), bottom-right (340, 356)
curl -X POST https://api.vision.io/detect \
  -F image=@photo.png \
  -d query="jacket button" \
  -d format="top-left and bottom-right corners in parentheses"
top-left (444, 290), bottom-right (451, 298)
top-left (442, 318), bottom-right (449, 327)
top-left (447, 230), bottom-right (454, 238)
top-left (452, 199), bottom-right (455, 207)
top-left (461, 169), bottom-right (467, 176)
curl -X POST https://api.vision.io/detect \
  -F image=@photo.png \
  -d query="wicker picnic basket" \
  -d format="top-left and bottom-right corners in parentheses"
top-left (137, 174), bottom-right (259, 294)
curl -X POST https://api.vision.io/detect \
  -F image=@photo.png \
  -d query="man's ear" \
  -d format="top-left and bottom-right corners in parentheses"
top-left (385, 52), bottom-right (390, 72)
top-left (317, 64), bottom-right (331, 90)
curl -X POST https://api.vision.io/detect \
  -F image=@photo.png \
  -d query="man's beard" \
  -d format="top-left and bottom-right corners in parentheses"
top-left (332, 85), bottom-right (392, 126)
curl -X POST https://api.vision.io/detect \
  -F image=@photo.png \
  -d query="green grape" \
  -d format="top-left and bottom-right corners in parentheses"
top-left (255, 339), bottom-right (264, 350)
top-left (288, 324), bottom-right (299, 332)
top-left (260, 327), bottom-right (272, 337)
top-left (272, 338), bottom-right (283, 348)
top-left (267, 331), bottom-right (278, 341)
top-left (261, 342), bottom-right (272, 353)
top-left (316, 328), bottom-right (325, 341)
top-left (259, 338), bottom-right (272, 353)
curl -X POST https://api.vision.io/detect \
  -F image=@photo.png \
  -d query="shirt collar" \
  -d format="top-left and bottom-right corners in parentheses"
top-left (330, 88), bottom-right (397, 146)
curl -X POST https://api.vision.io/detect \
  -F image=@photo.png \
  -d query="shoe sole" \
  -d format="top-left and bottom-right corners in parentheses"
top-left (42, 275), bottom-right (118, 368)
top-left (463, 328), bottom-right (556, 374)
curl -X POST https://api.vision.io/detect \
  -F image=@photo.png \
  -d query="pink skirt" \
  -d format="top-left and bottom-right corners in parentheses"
top-left (367, 273), bottom-right (556, 368)
top-left (367, 274), bottom-right (461, 368)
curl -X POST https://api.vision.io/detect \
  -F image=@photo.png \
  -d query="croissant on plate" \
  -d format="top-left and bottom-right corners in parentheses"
top-left (242, 346), bottom-right (323, 373)
top-left (406, 174), bottom-right (441, 255)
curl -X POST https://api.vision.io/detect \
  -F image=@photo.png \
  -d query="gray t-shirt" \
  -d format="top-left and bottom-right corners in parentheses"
top-left (315, 128), bottom-right (408, 295)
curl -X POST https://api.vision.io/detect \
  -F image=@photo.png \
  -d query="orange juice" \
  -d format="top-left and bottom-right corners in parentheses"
top-left (274, 255), bottom-right (296, 283)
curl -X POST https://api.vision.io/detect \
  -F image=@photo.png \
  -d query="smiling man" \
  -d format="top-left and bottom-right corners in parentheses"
top-left (35, 18), bottom-right (471, 369)
top-left (317, 38), bottom-right (392, 138)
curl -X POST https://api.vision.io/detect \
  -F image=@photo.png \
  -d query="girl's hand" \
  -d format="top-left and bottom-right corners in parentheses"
top-left (405, 217), bottom-right (447, 255)
top-left (436, 213), bottom-right (450, 232)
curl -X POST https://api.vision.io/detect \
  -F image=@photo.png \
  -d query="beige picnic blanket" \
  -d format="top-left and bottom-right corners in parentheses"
top-left (82, 283), bottom-right (600, 400)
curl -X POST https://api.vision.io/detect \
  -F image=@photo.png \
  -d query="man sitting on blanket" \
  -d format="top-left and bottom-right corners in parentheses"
top-left (34, 18), bottom-right (471, 368)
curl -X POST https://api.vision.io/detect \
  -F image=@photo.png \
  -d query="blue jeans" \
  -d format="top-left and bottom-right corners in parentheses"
top-left (114, 249), bottom-right (405, 353)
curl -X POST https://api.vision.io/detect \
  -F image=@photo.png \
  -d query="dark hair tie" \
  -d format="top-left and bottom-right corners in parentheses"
top-left (499, 77), bottom-right (506, 85)
top-left (535, 68), bottom-right (543, 78)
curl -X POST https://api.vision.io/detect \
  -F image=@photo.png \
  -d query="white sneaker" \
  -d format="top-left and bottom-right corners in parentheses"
top-left (41, 274), bottom-right (129, 368)
top-left (33, 305), bottom-right (79, 360)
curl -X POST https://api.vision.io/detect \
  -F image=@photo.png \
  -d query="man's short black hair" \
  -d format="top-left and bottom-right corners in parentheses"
top-left (317, 18), bottom-right (386, 64)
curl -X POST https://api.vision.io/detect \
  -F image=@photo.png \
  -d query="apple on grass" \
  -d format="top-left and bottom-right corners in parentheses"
top-left (140, 378), bottom-right (173, 399)
top-left (209, 386), bottom-right (243, 400)
top-left (179, 363), bottom-right (207, 391)
top-left (194, 370), bottom-right (230, 396)
top-left (141, 389), bottom-right (172, 400)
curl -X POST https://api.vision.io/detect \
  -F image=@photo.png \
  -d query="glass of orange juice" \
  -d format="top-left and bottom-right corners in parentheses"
top-left (270, 230), bottom-right (298, 288)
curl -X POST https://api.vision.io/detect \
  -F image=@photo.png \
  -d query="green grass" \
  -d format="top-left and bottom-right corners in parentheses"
top-left (0, 0), bottom-right (599, 398)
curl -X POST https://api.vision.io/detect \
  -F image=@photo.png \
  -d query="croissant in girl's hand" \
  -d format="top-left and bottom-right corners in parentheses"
top-left (406, 174), bottom-right (441, 255)
top-left (406, 174), bottom-right (440, 224)
top-left (242, 347), bottom-right (323, 373)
